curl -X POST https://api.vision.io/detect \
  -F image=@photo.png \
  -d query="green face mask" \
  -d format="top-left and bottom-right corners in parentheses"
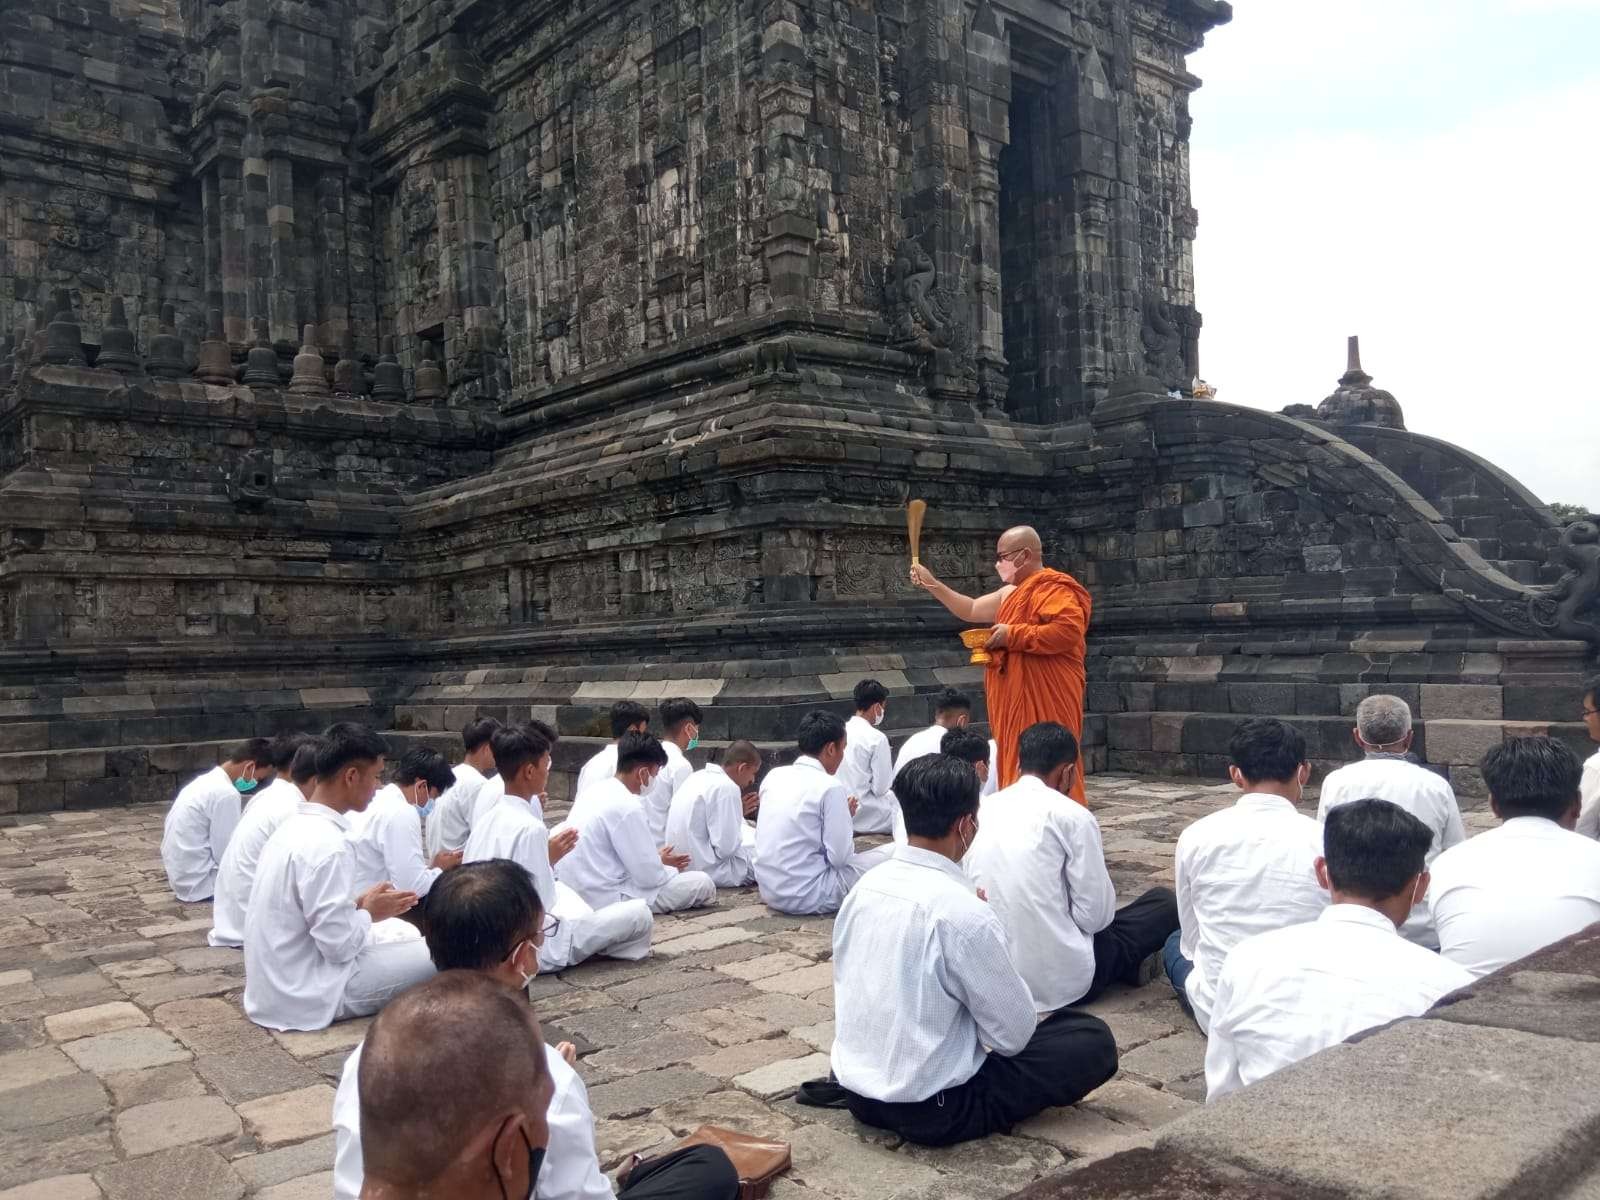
top-left (687, 736), bottom-right (700, 751)
top-left (234, 777), bottom-right (258, 794)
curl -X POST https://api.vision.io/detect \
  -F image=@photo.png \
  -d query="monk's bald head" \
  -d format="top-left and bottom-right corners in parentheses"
top-left (359, 971), bottom-right (550, 1190)
top-left (997, 525), bottom-right (1042, 555)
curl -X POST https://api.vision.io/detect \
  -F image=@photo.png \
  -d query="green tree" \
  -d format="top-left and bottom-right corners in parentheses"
top-left (1548, 502), bottom-right (1592, 524)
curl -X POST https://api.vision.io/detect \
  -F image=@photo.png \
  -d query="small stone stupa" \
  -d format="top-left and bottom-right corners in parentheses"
top-left (1315, 335), bottom-right (1405, 430)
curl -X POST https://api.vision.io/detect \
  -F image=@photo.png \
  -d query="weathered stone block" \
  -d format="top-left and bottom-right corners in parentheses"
top-left (1419, 684), bottom-right (1502, 720)
top-left (1422, 719), bottom-right (1504, 766)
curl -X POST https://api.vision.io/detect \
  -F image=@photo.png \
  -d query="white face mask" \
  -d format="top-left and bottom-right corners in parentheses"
top-left (872, 708), bottom-right (885, 728)
top-left (515, 939), bottom-right (536, 989)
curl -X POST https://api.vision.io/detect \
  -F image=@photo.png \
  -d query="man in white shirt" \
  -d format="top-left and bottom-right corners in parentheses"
top-left (755, 711), bottom-right (894, 914)
top-left (1206, 799), bottom-right (1474, 1100)
top-left (827, 754), bottom-right (1117, 1145)
top-left (966, 722), bottom-right (1179, 1013)
top-left (210, 734), bottom-right (319, 948)
top-left (666, 740), bottom-right (762, 886)
top-left (839, 679), bottom-right (894, 834)
top-left (1167, 718), bottom-right (1328, 1033)
top-left (1576, 677), bottom-right (1600, 839)
top-left (466, 724), bottom-right (652, 969)
top-left (470, 717), bottom-right (560, 828)
top-left (338, 865), bottom-right (738, 1200)
top-left (557, 732), bottom-right (716, 914)
top-left (1430, 735), bottom-right (1600, 977)
top-left (160, 737), bottom-right (272, 901)
top-left (425, 716), bottom-right (500, 858)
top-left (243, 723), bottom-right (435, 1031)
top-left (890, 726), bottom-right (993, 844)
top-left (349, 747), bottom-right (461, 899)
top-left (893, 687), bottom-right (974, 774)
top-left (1316, 694), bottom-right (1465, 947)
top-left (639, 698), bottom-right (700, 845)
top-left (572, 700), bottom-right (650, 805)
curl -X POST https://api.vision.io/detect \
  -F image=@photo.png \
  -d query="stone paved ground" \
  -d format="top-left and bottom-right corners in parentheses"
top-left (0, 776), bottom-right (1498, 1200)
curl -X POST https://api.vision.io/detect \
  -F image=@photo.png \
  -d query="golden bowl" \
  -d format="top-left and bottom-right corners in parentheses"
top-left (959, 628), bottom-right (992, 665)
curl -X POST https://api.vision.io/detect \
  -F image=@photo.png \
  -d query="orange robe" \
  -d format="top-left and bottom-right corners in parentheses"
top-left (985, 567), bottom-right (1092, 803)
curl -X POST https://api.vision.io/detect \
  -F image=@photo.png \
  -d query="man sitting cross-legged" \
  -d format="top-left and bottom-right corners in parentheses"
top-left (838, 678), bottom-right (895, 835)
top-left (756, 711), bottom-right (895, 915)
top-left (556, 732), bottom-right (717, 915)
top-left (966, 721), bottom-right (1179, 1013)
top-left (665, 739), bottom-right (764, 887)
top-left (210, 734), bottom-right (320, 948)
top-left (161, 736), bottom-right (273, 901)
top-left (336, 861), bottom-right (738, 1200)
top-left (243, 723), bottom-right (435, 1032)
top-left (350, 747), bottom-right (462, 898)
top-left (1429, 735), bottom-right (1600, 977)
top-left (889, 689), bottom-right (995, 842)
top-left (1206, 799), bottom-right (1474, 1100)
top-left (829, 754), bottom-right (1117, 1146)
top-left (426, 716), bottom-right (501, 859)
top-left (572, 700), bottom-right (651, 804)
top-left (466, 724), bottom-right (652, 970)
top-left (1316, 694), bottom-right (1465, 947)
top-left (1167, 717), bottom-right (1328, 1033)
top-left (638, 697), bottom-right (702, 845)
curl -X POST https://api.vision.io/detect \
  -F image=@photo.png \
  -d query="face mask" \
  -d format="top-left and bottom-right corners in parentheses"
top-left (995, 557), bottom-right (1019, 584)
top-left (234, 777), bottom-right (258, 794)
top-left (956, 817), bottom-right (975, 862)
top-left (515, 939), bottom-right (536, 989)
top-left (418, 795), bottom-right (436, 820)
top-left (686, 728), bottom-right (700, 751)
top-left (499, 1129), bottom-right (545, 1200)
top-left (872, 709), bottom-right (885, 727)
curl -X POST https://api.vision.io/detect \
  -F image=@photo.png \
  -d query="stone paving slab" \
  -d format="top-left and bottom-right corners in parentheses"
top-left (0, 774), bottom-right (1247, 1196)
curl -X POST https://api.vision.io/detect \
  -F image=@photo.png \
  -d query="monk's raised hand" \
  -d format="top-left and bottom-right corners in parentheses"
top-left (548, 827), bottom-right (580, 864)
top-left (909, 563), bottom-right (939, 589)
top-left (985, 623), bottom-right (1010, 650)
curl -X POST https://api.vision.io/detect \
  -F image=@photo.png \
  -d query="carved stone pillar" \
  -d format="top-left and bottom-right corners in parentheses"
top-left (966, 1), bottom-right (1010, 416)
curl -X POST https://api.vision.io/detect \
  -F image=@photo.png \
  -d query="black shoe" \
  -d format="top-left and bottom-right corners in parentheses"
top-left (795, 1076), bottom-right (850, 1109)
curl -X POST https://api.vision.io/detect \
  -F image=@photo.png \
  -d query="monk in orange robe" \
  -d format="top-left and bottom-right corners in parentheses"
top-left (910, 525), bottom-right (1092, 803)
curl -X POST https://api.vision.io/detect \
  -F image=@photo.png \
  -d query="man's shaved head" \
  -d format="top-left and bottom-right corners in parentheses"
top-left (359, 972), bottom-right (549, 1190)
top-left (997, 525), bottom-right (1042, 554)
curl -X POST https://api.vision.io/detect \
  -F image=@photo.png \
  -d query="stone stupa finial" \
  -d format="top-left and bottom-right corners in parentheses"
top-left (1315, 334), bottom-right (1404, 430)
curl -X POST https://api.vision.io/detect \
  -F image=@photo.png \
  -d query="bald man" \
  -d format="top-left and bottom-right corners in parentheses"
top-left (911, 526), bottom-right (1091, 802)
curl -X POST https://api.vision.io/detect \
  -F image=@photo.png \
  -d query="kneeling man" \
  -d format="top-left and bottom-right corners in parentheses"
top-left (829, 754), bottom-right (1117, 1146)
top-left (1206, 799), bottom-right (1474, 1100)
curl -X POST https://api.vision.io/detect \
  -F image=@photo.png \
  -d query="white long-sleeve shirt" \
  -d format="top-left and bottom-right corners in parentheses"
top-left (1174, 793), bottom-right (1328, 1033)
top-left (1316, 755), bottom-right (1465, 947)
top-left (348, 784), bottom-right (440, 898)
top-left (832, 846), bottom-right (1037, 1103)
top-left (641, 741), bottom-right (692, 846)
top-left (209, 777), bottom-right (303, 948)
top-left (555, 777), bottom-right (674, 908)
top-left (573, 744), bottom-right (619, 804)
top-left (754, 756), bottom-right (858, 915)
top-left (1576, 749), bottom-right (1600, 840)
top-left (427, 761), bottom-right (487, 858)
top-left (243, 802), bottom-right (373, 1031)
top-left (1428, 816), bottom-right (1600, 977)
top-left (161, 766), bottom-right (242, 901)
top-left (893, 723), bottom-right (949, 774)
top-left (964, 775), bottom-right (1117, 1013)
top-left (839, 715), bottom-right (894, 834)
top-left (463, 791), bottom-right (588, 976)
top-left (666, 764), bottom-right (756, 887)
top-left (1205, 904), bottom-right (1473, 1101)
top-left (333, 1039), bottom-right (612, 1200)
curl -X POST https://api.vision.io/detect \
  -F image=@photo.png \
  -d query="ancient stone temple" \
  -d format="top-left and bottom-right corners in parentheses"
top-left (0, 0), bottom-right (1594, 809)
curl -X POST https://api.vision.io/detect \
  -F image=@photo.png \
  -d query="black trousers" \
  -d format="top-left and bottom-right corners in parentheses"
top-left (619, 1145), bottom-right (740, 1200)
top-left (1076, 885), bottom-right (1181, 1006)
top-left (843, 1008), bottom-right (1118, 1146)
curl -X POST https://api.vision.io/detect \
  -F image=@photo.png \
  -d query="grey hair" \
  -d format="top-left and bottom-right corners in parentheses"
top-left (1356, 695), bottom-right (1412, 746)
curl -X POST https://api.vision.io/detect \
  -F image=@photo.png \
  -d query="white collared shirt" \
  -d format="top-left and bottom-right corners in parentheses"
top-left (243, 802), bottom-right (373, 1031)
top-left (573, 744), bottom-right (619, 804)
top-left (641, 741), bottom-right (692, 846)
top-left (1428, 816), bottom-right (1600, 977)
top-left (161, 765), bottom-right (242, 901)
top-left (1205, 904), bottom-right (1474, 1100)
top-left (1316, 755), bottom-right (1465, 947)
top-left (348, 784), bottom-right (440, 898)
top-left (832, 846), bottom-right (1037, 1102)
top-left (464, 792), bottom-right (587, 972)
top-left (964, 775), bottom-right (1117, 1013)
top-left (666, 764), bottom-right (755, 887)
top-left (893, 723), bottom-right (949, 774)
top-left (1575, 748), bottom-right (1600, 840)
top-left (209, 777), bottom-right (303, 948)
top-left (839, 715), bottom-right (895, 834)
top-left (555, 777), bottom-right (674, 908)
top-left (427, 761), bottom-right (486, 858)
top-left (333, 1039), bottom-right (612, 1200)
top-left (1175, 793), bottom-right (1328, 1033)
top-left (754, 756), bottom-right (858, 914)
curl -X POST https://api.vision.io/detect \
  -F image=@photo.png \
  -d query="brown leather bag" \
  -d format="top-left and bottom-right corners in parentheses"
top-left (625, 1126), bottom-right (792, 1200)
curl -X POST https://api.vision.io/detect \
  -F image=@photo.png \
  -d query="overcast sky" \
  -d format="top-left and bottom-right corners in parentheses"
top-left (1187, 0), bottom-right (1600, 512)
